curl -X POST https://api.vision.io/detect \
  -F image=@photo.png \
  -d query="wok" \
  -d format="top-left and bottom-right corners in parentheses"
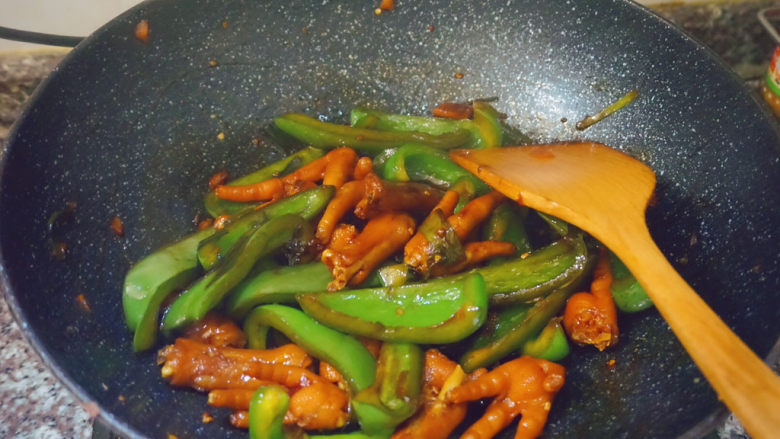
top-left (1, 0), bottom-right (778, 438)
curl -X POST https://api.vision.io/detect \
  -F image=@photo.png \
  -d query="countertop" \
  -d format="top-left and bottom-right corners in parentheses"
top-left (0, 1), bottom-right (778, 438)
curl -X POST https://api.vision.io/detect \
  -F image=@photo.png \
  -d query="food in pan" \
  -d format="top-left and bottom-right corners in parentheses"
top-left (123, 101), bottom-right (652, 438)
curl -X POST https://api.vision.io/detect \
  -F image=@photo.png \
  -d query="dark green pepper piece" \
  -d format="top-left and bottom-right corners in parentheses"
top-left (198, 186), bottom-right (334, 270)
top-left (521, 318), bottom-right (570, 362)
top-left (123, 228), bottom-right (215, 352)
top-left (350, 106), bottom-right (484, 149)
top-left (461, 282), bottom-right (577, 372)
top-left (351, 105), bottom-right (532, 148)
top-left (499, 118), bottom-right (533, 146)
top-left (472, 102), bottom-right (503, 148)
top-left (274, 113), bottom-right (471, 153)
top-left (380, 144), bottom-right (489, 194)
top-left (478, 234), bottom-right (589, 305)
top-left (244, 304), bottom-right (376, 393)
top-left (482, 201), bottom-right (532, 259)
top-left (460, 248), bottom-right (596, 372)
top-left (162, 214), bottom-right (310, 332)
top-left (204, 147), bottom-right (325, 217)
top-left (352, 343), bottom-right (423, 434)
top-left (249, 385), bottom-right (290, 439)
top-left (298, 273), bottom-right (487, 344)
top-left (609, 251), bottom-right (653, 312)
top-left (537, 211), bottom-right (569, 238)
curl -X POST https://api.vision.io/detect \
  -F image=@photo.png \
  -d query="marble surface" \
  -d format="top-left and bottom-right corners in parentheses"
top-left (0, 1), bottom-right (777, 438)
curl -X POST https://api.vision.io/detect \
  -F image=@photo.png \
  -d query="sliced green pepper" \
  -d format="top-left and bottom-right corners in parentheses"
top-left (350, 105), bottom-right (532, 148)
top-left (478, 234), bottom-right (589, 305)
top-left (609, 251), bottom-right (653, 312)
top-left (226, 262), bottom-right (333, 318)
top-left (298, 273), bottom-right (487, 344)
top-left (482, 201), bottom-right (532, 259)
top-left (499, 118), bottom-right (533, 146)
top-left (352, 342), bottom-right (423, 435)
top-left (460, 282), bottom-right (578, 372)
top-left (460, 248), bottom-right (596, 372)
top-left (204, 147), bottom-right (325, 217)
top-left (162, 214), bottom-right (310, 332)
top-left (198, 186), bottom-right (334, 270)
top-left (350, 106), bottom-right (484, 149)
top-left (472, 102), bottom-right (503, 148)
top-left (244, 304), bottom-right (376, 393)
top-left (379, 144), bottom-right (489, 194)
top-left (521, 318), bottom-right (570, 362)
top-left (249, 385), bottom-right (290, 439)
top-left (123, 228), bottom-right (215, 352)
top-left (274, 113), bottom-right (471, 153)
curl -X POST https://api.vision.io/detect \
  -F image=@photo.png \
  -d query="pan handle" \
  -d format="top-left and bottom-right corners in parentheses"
top-left (0, 26), bottom-right (82, 47)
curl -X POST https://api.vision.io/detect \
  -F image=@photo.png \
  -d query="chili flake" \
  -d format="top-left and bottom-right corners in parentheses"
top-left (110, 216), bottom-right (124, 237)
top-left (135, 19), bottom-right (150, 43)
top-left (76, 294), bottom-right (91, 312)
top-left (379, 0), bottom-right (394, 11)
top-left (208, 170), bottom-right (229, 190)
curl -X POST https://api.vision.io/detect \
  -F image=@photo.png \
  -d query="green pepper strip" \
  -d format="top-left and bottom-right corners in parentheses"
top-left (461, 282), bottom-right (577, 372)
top-left (244, 304), bottom-right (376, 394)
top-left (499, 119), bottom-right (533, 146)
top-left (298, 273), bottom-right (487, 344)
top-left (350, 106), bottom-right (484, 149)
top-left (225, 262), bottom-right (333, 318)
top-left (198, 185), bottom-right (334, 270)
top-left (162, 214), bottom-right (310, 332)
top-left (249, 385), bottom-right (290, 439)
top-left (521, 318), bottom-right (570, 362)
top-left (274, 113), bottom-right (471, 153)
top-left (460, 248), bottom-right (596, 372)
top-left (380, 144), bottom-right (490, 194)
top-left (352, 342), bottom-right (423, 435)
top-left (472, 102), bottom-right (503, 149)
top-left (226, 262), bottom-right (383, 319)
top-left (478, 234), bottom-right (589, 305)
top-left (204, 147), bottom-right (325, 217)
top-left (609, 251), bottom-right (653, 312)
top-left (123, 228), bottom-right (215, 352)
top-left (483, 201), bottom-right (532, 262)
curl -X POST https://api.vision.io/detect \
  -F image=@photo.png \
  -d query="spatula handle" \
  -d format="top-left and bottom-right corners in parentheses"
top-left (613, 226), bottom-right (780, 439)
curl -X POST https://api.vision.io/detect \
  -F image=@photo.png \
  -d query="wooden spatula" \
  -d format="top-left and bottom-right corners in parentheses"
top-left (450, 142), bottom-right (780, 439)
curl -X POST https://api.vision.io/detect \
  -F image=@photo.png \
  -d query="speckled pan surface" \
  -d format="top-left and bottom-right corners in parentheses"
top-left (0, 0), bottom-right (778, 437)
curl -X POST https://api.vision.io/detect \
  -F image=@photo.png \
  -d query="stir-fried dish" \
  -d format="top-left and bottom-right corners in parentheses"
top-left (122, 101), bottom-right (653, 439)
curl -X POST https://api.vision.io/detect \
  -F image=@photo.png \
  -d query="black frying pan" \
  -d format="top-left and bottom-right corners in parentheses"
top-left (1, 0), bottom-right (778, 438)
